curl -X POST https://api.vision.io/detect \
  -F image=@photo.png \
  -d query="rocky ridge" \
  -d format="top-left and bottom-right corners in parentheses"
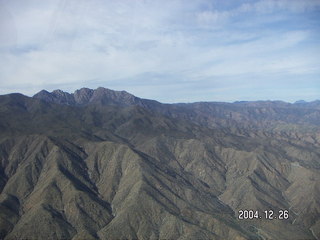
top-left (0, 88), bottom-right (319, 239)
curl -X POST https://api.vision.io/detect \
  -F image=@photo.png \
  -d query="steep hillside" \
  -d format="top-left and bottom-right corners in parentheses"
top-left (0, 88), bottom-right (319, 239)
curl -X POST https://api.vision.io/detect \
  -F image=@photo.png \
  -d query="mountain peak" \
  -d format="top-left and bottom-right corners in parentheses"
top-left (33, 87), bottom-right (141, 106)
top-left (52, 89), bottom-right (65, 94)
top-left (74, 88), bottom-right (94, 104)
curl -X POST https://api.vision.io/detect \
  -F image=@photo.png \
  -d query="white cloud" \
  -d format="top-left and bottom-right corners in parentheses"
top-left (0, 0), bottom-right (319, 101)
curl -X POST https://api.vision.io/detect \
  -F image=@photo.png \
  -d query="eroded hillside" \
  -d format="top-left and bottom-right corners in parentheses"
top-left (0, 88), bottom-right (319, 239)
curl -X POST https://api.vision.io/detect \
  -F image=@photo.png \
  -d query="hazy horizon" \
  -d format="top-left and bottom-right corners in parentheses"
top-left (0, 0), bottom-right (319, 103)
top-left (2, 86), bottom-right (319, 105)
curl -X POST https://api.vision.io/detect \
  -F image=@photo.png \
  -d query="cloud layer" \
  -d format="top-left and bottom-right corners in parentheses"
top-left (0, 0), bottom-right (319, 102)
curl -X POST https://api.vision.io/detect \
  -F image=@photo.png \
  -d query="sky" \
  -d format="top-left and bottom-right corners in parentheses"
top-left (0, 0), bottom-right (319, 103)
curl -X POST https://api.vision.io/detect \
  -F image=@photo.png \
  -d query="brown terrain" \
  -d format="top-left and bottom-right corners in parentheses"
top-left (0, 87), bottom-right (319, 239)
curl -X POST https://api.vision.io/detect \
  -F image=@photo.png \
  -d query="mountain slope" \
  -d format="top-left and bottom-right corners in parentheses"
top-left (0, 89), bottom-right (319, 239)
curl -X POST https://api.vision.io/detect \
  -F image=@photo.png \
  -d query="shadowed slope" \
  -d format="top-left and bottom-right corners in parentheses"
top-left (0, 90), bottom-right (319, 239)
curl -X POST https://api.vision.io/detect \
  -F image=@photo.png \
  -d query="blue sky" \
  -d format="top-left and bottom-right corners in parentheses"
top-left (0, 0), bottom-right (319, 103)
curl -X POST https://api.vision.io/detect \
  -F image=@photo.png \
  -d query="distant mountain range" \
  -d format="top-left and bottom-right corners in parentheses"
top-left (33, 88), bottom-right (320, 132)
top-left (33, 88), bottom-right (159, 107)
top-left (0, 87), bottom-right (319, 239)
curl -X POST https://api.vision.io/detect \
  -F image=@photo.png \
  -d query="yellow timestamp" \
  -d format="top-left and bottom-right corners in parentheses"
top-left (238, 209), bottom-right (289, 220)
